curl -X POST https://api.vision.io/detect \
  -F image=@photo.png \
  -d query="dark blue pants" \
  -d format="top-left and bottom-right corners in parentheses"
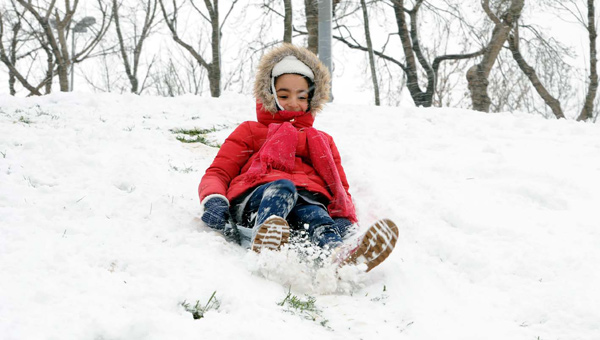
top-left (239, 179), bottom-right (344, 248)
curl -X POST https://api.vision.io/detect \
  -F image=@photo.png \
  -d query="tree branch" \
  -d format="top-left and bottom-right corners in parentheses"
top-left (432, 48), bottom-right (486, 73)
top-left (220, 0), bottom-right (239, 32)
top-left (158, 0), bottom-right (210, 69)
top-left (332, 33), bottom-right (407, 72)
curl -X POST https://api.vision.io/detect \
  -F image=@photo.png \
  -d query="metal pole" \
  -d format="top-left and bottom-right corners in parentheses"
top-left (318, 0), bottom-right (333, 101)
top-left (70, 30), bottom-right (75, 92)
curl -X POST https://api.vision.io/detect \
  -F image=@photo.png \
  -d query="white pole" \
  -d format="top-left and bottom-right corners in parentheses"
top-left (318, 0), bottom-right (333, 101)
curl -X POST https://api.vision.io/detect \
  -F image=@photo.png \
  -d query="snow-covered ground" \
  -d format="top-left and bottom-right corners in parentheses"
top-left (1, 92), bottom-right (599, 340)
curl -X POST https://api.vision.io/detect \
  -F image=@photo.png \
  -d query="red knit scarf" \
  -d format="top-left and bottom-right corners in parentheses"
top-left (245, 109), bottom-right (357, 222)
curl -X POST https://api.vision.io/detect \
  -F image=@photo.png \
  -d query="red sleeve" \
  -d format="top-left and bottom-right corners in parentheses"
top-left (198, 122), bottom-right (254, 202)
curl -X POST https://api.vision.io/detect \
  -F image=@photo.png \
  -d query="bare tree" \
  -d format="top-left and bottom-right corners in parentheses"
top-left (151, 57), bottom-right (184, 97)
top-left (150, 51), bottom-right (207, 97)
top-left (0, 1), bottom-right (53, 96)
top-left (391, 0), bottom-right (486, 107)
top-left (159, 0), bottom-right (238, 97)
top-left (507, 24), bottom-right (565, 119)
top-left (359, 0), bottom-right (379, 105)
top-left (487, 51), bottom-right (532, 113)
top-left (15, 0), bottom-right (112, 92)
top-left (4, 4), bottom-right (21, 95)
top-left (1, 4), bottom-right (29, 95)
top-left (392, 0), bottom-right (434, 106)
top-left (334, 0), bottom-right (485, 107)
top-left (466, 0), bottom-right (524, 112)
top-left (259, 0), bottom-right (287, 43)
top-left (261, 0), bottom-right (292, 43)
top-left (112, 0), bottom-right (158, 94)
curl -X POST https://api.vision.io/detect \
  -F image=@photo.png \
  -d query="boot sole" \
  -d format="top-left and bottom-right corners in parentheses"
top-left (251, 216), bottom-right (290, 253)
top-left (344, 218), bottom-right (399, 272)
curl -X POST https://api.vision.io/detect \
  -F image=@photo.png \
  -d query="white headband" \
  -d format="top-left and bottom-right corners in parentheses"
top-left (272, 56), bottom-right (315, 80)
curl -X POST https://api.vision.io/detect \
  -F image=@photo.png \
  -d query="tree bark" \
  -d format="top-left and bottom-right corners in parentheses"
top-left (360, 0), bottom-right (379, 105)
top-left (42, 42), bottom-right (54, 94)
top-left (283, 0), bottom-right (292, 43)
top-left (304, 0), bottom-right (318, 54)
top-left (577, 0), bottom-right (598, 121)
top-left (8, 19), bottom-right (20, 95)
top-left (467, 0), bottom-right (524, 112)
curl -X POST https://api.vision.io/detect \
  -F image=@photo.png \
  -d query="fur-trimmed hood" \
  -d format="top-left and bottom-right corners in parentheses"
top-left (254, 44), bottom-right (331, 116)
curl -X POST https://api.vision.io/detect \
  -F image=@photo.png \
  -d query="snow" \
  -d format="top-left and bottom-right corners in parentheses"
top-left (1, 91), bottom-right (600, 340)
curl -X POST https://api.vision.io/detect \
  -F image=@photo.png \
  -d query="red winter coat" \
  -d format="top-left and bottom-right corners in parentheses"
top-left (198, 103), bottom-right (354, 217)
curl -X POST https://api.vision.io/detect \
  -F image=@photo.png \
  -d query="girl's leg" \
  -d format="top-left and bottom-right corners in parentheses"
top-left (247, 179), bottom-right (298, 227)
top-left (237, 179), bottom-right (298, 249)
top-left (288, 204), bottom-right (341, 248)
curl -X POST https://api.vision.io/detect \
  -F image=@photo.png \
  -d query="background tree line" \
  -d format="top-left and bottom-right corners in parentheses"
top-left (0, 0), bottom-right (597, 122)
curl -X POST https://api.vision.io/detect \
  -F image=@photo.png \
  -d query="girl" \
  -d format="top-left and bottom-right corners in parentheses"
top-left (198, 44), bottom-right (397, 272)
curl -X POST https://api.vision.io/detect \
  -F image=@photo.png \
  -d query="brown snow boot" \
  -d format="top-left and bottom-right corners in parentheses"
top-left (251, 216), bottom-right (290, 253)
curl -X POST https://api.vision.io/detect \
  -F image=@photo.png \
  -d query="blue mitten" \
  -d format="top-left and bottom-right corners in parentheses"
top-left (201, 196), bottom-right (230, 230)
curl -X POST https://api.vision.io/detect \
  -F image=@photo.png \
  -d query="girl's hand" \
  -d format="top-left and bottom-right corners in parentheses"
top-left (201, 196), bottom-right (230, 230)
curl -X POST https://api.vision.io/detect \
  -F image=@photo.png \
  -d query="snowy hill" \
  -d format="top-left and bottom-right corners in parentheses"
top-left (1, 92), bottom-right (600, 340)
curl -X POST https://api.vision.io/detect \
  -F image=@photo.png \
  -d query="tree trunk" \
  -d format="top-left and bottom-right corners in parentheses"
top-left (393, 0), bottom-right (430, 106)
top-left (57, 62), bottom-right (69, 91)
top-left (113, 0), bottom-right (157, 94)
top-left (360, 0), bottom-right (379, 105)
top-left (43, 44), bottom-right (53, 94)
top-left (283, 0), bottom-right (292, 43)
top-left (304, 0), bottom-right (318, 54)
top-left (507, 28), bottom-right (565, 119)
top-left (53, 12), bottom-right (73, 92)
top-left (113, 0), bottom-right (137, 93)
top-left (209, 0), bottom-right (221, 97)
top-left (467, 0), bottom-right (524, 112)
top-left (38, 10), bottom-right (71, 92)
top-left (577, 0), bottom-right (598, 121)
top-left (9, 21), bottom-right (19, 96)
top-left (408, 1), bottom-right (435, 103)
top-left (468, 24), bottom-right (510, 112)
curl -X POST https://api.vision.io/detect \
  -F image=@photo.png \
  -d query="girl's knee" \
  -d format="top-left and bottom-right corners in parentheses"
top-left (263, 179), bottom-right (298, 203)
top-left (269, 179), bottom-right (296, 193)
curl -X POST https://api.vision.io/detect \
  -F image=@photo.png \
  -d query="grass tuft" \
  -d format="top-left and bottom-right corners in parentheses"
top-left (18, 116), bottom-right (32, 124)
top-left (181, 291), bottom-right (220, 320)
top-left (171, 127), bottom-right (221, 148)
top-left (278, 288), bottom-right (330, 328)
top-left (169, 163), bottom-right (194, 173)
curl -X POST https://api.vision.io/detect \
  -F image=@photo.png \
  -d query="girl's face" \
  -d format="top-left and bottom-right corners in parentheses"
top-left (275, 74), bottom-right (310, 112)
